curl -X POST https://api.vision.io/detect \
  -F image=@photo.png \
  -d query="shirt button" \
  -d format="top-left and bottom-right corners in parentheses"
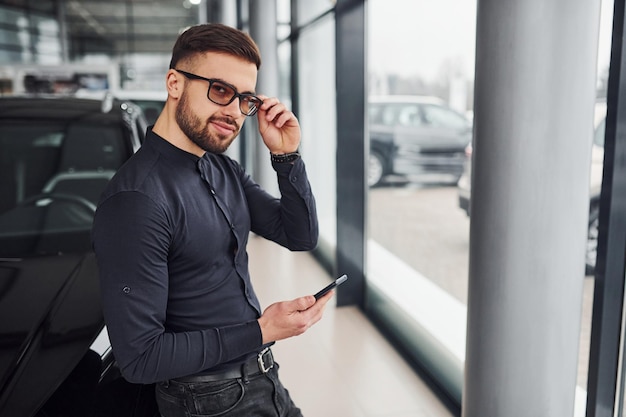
top-left (122, 286), bottom-right (131, 294)
top-left (290, 176), bottom-right (298, 182)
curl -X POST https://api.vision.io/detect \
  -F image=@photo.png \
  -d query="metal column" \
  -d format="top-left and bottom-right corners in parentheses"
top-left (249, 0), bottom-right (280, 195)
top-left (587, 0), bottom-right (626, 414)
top-left (335, 0), bottom-right (366, 307)
top-left (463, 0), bottom-right (601, 416)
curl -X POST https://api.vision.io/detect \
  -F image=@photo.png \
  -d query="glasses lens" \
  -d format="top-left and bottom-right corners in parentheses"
top-left (241, 96), bottom-right (262, 116)
top-left (207, 81), bottom-right (236, 105)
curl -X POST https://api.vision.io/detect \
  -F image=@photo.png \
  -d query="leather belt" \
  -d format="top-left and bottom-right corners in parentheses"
top-left (172, 347), bottom-right (274, 383)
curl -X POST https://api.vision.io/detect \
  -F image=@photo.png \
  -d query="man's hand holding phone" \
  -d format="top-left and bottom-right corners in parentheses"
top-left (257, 275), bottom-right (348, 344)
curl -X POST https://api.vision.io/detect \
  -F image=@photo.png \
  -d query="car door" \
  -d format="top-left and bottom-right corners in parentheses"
top-left (392, 102), bottom-right (471, 177)
top-left (0, 102), bottom-right (140, 417)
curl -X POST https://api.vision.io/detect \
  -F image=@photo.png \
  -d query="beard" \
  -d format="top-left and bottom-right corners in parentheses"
top-left (175, 89), bottom-right (240, 154)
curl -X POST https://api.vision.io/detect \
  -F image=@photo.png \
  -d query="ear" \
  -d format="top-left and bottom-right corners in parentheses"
top-left (165, 69), bottom-right (182, 99)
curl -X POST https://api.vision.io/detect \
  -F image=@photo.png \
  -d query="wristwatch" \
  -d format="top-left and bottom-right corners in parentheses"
top-left (270, 151), bottom-right (300, 163)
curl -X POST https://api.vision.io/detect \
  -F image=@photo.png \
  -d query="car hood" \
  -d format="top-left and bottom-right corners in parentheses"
top-left (0, 252), bottom-right (104, 417)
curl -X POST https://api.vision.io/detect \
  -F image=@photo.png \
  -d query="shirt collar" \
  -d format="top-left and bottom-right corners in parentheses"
top-left (145, 129), bottom-right (201, 167)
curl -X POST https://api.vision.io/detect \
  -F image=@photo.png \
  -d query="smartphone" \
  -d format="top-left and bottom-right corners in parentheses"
top-left (314, 274), bottom-right (348, 300)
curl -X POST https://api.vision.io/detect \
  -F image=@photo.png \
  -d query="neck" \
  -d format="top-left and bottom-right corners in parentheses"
top-left (152, 102), bottom-right (206, 157)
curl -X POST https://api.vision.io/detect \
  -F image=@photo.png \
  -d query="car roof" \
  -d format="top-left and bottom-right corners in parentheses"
top-left (112, 89), bottom-right (167, 101)
top-left (75, 89), bottom-right (167, 103)
top-left (369, 95), bottom-right (446, 105)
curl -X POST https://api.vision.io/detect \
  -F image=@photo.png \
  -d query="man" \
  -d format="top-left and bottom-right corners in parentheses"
top-left (92, 23), bottom-right (332, 417)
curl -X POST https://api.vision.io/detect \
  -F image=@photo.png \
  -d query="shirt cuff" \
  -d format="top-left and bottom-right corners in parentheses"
top-left (220, 320), bottom-right (264, 361)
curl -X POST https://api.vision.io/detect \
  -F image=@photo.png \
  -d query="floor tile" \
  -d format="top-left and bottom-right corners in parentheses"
top-left (248, 235), bottom-right (455, 417)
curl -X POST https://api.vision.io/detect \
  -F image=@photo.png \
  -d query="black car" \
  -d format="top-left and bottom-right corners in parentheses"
top-left (0, 95), bottom-right (158, 417)
top-left (368, 95), bottom-right (472, 187)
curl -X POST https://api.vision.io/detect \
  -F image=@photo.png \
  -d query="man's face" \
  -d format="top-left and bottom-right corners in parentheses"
top-left (175, 52), bottom-right (258, 154)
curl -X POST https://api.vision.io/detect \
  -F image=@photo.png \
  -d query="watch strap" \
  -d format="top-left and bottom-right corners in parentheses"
top-left (270, 152), bottom-right (300, 163)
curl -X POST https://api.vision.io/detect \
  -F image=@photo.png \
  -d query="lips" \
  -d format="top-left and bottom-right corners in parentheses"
top-left (210, 119), bottom-right (237, 135)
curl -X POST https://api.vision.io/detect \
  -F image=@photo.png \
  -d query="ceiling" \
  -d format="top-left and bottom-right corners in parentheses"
top-left (64, 0), bottom-right (204, 56)
top-left (1, 0), bottom-right (220, 57)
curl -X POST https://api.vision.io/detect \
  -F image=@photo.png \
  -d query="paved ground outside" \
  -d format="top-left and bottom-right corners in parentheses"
top-left (368, 182), bottom-right (594, 390)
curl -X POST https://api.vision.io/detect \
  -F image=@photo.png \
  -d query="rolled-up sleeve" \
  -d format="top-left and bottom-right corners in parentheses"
top-left (92, 191), bottom-right (263, 384)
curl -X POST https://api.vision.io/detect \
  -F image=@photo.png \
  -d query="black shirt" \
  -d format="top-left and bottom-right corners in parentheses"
top-left (92, 130), bottom-right (318, 384)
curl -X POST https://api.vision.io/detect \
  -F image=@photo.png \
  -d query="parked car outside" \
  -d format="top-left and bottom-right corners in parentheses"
top-left (457, 113), bottom-right (606, 276)
top-left (0, 95), bottom-right (158, 417)
top-left (368, 95), bottom-right (472, 187)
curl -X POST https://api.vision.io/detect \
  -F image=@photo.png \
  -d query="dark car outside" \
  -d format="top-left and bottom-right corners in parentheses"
top-left (0, 95), bottom-right (158, 417)
top-left (368, 95), bottom-right (472, 187)
top-left (457, 114), bottom-right (606, 276)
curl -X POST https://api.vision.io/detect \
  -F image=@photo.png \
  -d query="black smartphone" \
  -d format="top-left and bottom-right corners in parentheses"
top-left (314, 274), bottom-right (348, 300)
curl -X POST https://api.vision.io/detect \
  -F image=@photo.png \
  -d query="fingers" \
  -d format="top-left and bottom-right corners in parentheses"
top-left (301, 296), bottom-right (329, 330)
top-left (258, 293), bottom-right (334, 344)
top-left (294, 294), bottom-right (317, 311)
top-left (257, 96), bottom-right (298, 129)
top-left (254, 95), bottom-right (300, 153)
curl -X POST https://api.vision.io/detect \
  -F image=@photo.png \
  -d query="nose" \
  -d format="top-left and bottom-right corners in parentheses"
top-left (220, 96), bottom-right (243, 117)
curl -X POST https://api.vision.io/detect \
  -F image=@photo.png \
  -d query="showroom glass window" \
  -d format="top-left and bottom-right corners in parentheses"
top-left (365, 0), bottom-right (612, 406)
top-left (294, 4), bottom-right (337, 260)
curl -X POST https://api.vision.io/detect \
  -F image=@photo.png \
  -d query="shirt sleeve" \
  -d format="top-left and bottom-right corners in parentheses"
top-left (92, 191), bottom-right (263, 384)
top-left (243, 157), bottom-right (319, 250)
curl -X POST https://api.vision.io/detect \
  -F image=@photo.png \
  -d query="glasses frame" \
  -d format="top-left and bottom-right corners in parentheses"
top-left (174, 68), bottom-right (263, 116)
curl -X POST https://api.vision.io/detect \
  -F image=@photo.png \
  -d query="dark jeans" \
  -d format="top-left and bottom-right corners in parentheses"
top-left (155, 365), bottom-right (303, 417)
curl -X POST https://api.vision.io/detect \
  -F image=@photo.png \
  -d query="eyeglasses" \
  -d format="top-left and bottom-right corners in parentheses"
top-left (174, 69), bottom-right (263, 117)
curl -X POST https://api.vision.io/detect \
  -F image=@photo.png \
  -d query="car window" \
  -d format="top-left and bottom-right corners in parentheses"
top-left (421, 104), bottom-right (469, 129)
top-left (0, 121), bottom-right (127, 257)
top-left (397, 105), bottom-right (422, 126)
top-left (369, 103), bottom-right (400, 126)
top-left (129, 99), bottom-right (164, 125)
top-left (370, 103), bottom-right (419, 127)
top-left (369, 104), bottom-right (383, 124)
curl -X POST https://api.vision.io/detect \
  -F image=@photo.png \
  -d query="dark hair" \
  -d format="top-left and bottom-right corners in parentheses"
top-left (169, 23), bottom-right (261, 70)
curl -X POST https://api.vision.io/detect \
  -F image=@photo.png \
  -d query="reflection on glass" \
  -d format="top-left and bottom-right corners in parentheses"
top-left (297, 0), bottom-right (334, 25)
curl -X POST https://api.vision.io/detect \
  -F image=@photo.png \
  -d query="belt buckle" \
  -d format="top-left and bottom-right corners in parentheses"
top-left (257, 347), bottom-right (274, 373)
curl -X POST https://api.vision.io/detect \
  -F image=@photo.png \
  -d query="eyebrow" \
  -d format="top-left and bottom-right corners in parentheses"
top-left (211, 77), bottom-right (257, 96)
